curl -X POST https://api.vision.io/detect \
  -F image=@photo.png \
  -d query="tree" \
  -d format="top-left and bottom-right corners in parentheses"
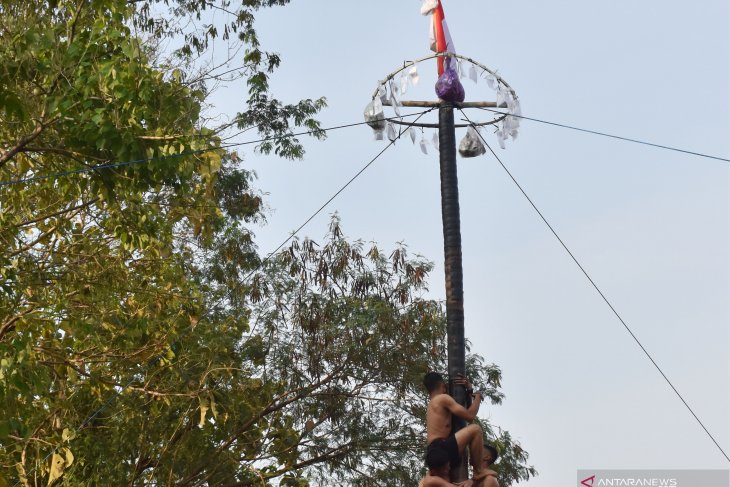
top-left (0, 0), bottom-right (320, 483)
top-left (0, 0), bottom-right (535, 485)
top-left (242, 216), bottom-right (536, 486)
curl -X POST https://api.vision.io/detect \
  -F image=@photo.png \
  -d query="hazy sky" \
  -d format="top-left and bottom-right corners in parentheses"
top-left (207, 1), bottom-right (729, 484)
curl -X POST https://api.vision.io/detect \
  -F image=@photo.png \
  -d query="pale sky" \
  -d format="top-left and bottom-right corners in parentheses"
top-left (207, 1), bottom-right (729, 485)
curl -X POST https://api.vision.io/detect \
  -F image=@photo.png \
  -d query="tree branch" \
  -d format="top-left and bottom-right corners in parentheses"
top-left (0, 307), bottom-right (36, 341)
top-left (175, 363), bottom-right (350, 487)
top-left (0, 121), bottom-right (46, 169)
top-left (22, 146), bottom-right (106, 162)
top-left (15, 197), bottom-right (99, 228)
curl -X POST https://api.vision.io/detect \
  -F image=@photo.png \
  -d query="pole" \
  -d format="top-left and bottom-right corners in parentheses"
top-left (438, 103), bottom-right (468, 482)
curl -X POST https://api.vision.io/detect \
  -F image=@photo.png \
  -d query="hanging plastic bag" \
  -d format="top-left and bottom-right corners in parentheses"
top-left (435, 64), bottom-right (465, 103)
top-left (378, 84), bottom-right (388, 104)
top-left (459, 127), bottom-right (486, 157)
top-left (495, 129), bottom-right (507, 149)
top-left (485, 73), bottom-right (498, 90)
top-left (386, 122), bottom-right (397, 141)
top-left (364, 99), bottom-right (386, 132)
top-left (458, 60), bottom-right (467, 79)
top-left (503, 115), bottom-right (520, 140)
top-left (409, 63), bottom-right (420, 85)
top-left (389, 79), bottom-right (399, 99)
top-left (400, 74), bottom-right (409, 95)
top-left (497, 86), bottom-right (513, 109)
top-left (364, 99), bottom-right (386, 140)
top-left (389, 79), bottom-right (402, 117)
top-left (421, 0), bottom-right (439, 15)
top-left (391, 100), bottom-right (401, 118)
top-left (468, 64), bottom-right (478, 84)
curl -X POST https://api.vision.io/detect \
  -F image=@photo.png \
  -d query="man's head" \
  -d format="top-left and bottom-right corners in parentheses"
top-left (483, 444), bottom-right (500, 466)
top-left (423, 372), bottom-right (447, 395)
top-left (425, 446), bottom-right (450, 477)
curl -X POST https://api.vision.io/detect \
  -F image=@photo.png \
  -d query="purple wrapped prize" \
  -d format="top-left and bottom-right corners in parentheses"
top-left (435, 65), bottom-right (465, 103)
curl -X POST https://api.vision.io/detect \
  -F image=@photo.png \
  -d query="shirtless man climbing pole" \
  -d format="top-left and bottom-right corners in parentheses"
top-left (419, 445), bottom-right (474, 487)
top-left (424, 371), bottom-right (486, 480)
top-left (474, 444), bottom-right (500, 487)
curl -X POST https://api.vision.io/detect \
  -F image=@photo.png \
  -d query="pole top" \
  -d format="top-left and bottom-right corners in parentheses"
top-left (365, 52), bottom-right (522, 148)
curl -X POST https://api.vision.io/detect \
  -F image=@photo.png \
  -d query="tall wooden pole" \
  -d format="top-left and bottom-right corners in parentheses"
top-left (438, 102), bottom-right (468, 482)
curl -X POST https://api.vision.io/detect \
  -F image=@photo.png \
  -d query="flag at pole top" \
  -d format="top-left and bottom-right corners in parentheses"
top-left (422, 0), bottom-right (455, 75)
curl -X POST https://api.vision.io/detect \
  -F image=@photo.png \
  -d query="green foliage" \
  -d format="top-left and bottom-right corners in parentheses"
top-left (237, 217), bottom-right (535, 486)
top-left (132, 0), bottom-right (328, 159)
top-left (0, 0), bottom-right (324, 484)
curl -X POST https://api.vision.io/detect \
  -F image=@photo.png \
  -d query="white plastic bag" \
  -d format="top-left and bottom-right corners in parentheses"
top-left (421, 0), bottom-right (439, 15)
top-left (459, 127), bottom-right (486, 157)
top-left (386, 122), bottom-right (397, 141)
top-left (364, 99), bottom-right (386, 132)
top-left (409, 63), bottom-right (420, 85)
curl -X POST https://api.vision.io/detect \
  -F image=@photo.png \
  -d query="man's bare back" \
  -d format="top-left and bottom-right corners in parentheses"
top-left (426, 387), bottom-right (481, 443)
top-left (427, 394), bottom-right (455, 442)
top-left (423, 372), bottom-right (486, 479)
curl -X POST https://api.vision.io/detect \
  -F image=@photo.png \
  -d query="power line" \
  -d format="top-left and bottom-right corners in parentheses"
top-left (0, 111), bottom-right (432, 188)
top-left (9, 108), bottom-right (435, 486)
top-left (4, 106), bottom-right (727, 190)
top-left (459, 108), bottom-right (730, 464)
top-left (476, 107), bottom-right (730, 163)
top-left (215, 107), bottom-right (437, 343)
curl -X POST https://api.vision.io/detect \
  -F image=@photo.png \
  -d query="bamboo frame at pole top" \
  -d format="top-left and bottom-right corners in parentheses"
top-left (371, 52), bottom-right (519, 129)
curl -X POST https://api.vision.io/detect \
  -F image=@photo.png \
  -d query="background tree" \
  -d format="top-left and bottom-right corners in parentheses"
top-left (244, 216), bottom-right (536, 486)
top-left (0, 0), bottom-right (535, 485)
top-left (0, 0), bottom-right (319, 483)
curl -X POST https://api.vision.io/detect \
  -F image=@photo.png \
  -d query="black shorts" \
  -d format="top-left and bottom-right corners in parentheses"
top-left (427, 435), bottom-right (460, 469)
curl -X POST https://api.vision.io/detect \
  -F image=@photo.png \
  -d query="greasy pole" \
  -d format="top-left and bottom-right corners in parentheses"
top-left (438, 102), bottom-right (469, 482)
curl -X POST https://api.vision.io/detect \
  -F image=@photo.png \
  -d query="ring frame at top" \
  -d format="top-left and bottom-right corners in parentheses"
top-left (371, 52), bottom-right (519, 129)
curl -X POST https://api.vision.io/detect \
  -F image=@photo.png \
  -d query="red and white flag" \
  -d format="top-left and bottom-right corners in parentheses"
top-left (422, 0), bottom-right (455, 75)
